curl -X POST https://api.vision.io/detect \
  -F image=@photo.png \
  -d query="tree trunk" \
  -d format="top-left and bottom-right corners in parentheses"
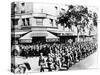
top-left (77, 26), bottom-right (80, 42)
top-left (63, 26), bottom-right (65, 31)
top-left (89, 28), bottom-right (91, 35)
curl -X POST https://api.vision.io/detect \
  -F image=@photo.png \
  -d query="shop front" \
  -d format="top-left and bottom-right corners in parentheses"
top-left (48, 30), bottom-right (76, 43)
top-left (19, 31), bottom-right (59, 44)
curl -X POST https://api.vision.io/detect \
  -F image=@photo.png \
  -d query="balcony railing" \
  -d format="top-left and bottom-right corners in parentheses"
top-left (11, 25), bottom-right (58, 31)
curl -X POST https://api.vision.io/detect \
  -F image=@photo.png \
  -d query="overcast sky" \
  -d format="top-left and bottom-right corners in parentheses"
top-left (32, 3), bottom-right (97, 15)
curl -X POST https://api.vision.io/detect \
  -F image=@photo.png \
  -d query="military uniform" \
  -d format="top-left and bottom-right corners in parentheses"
top-left (39, 54), bottom-right (45, 72)
top-left (53, 54), bottom-right (61, 71)
top-left (46, 55), bottom-right (53, 71)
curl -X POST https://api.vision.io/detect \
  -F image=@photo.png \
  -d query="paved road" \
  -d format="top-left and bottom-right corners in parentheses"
top-left (69, 51), bottom-right (98, 70)
top-left (12, 51), bottom-right (98, 73)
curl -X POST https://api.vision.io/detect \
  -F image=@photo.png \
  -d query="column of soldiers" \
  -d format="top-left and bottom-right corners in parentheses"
top-left (38, 41), bottom-right (97, 72)
top-left (11, 41), bottom-right (97, 73)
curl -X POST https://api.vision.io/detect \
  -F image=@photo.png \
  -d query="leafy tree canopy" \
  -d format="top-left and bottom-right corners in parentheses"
top-left (57, 5), bottom-right (92, 29)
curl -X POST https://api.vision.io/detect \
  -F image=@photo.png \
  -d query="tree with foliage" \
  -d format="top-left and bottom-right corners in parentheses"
top-left (57, 5), bottom-right (96, 41)
top-left (88, 12), bottom-right (97, 35)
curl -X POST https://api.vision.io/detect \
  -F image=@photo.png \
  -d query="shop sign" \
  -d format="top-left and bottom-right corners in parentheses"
top-left (46, 38), bottom-right (59, 42)
top-left (19, 39), bottom-right (32, 43)
top-left (60, 33), bottom-right (72, 36)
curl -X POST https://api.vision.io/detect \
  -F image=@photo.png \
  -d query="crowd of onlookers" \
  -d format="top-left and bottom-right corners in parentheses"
top-left (17, 41), bottom-right (97, 57)
top-left (19, 43), bottom-right (51, 57)
top-left (11, 41), bottom-right (97, 73)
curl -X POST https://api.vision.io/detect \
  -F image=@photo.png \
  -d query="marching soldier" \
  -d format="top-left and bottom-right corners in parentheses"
top-left (38, 53), bottom-right (45, 72)
top-left (53, 54), bottom-right (61, 71)
top-left (64, 52), bottom-right (70, 70)
top-left (46, 53), bottom-right (53, 71)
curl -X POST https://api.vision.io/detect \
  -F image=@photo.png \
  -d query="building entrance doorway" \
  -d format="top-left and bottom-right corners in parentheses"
top-left (32, 37), bottom-right (46, 44)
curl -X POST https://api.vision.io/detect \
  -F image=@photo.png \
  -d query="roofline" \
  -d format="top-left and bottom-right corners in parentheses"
top-left (11, 13), bottom-right (57, 19)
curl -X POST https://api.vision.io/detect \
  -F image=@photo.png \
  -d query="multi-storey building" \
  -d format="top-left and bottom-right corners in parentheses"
top-left (11, 2), bottom-right (60, 44)
top-left (11, 2), bottom-right (96, 44)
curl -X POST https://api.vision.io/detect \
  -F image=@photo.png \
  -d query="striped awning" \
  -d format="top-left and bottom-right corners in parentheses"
top-left (48, 30), bottom-right (73, 36)
top-left (19, 31), bottom-right (59, 43)
top-left (46, 32), bottom-right (59, 42)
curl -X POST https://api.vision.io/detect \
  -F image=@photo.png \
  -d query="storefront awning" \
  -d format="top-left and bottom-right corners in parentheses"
top-left (46, 32), bottom-right (59, 39)
top-left (46, 32), bottom-right (59, 42)
top-left (19, 31), bottom-right (32, 43)
top-left (19, 31), bottom-right (59, 43)
top-left (48, 30), bottom-right (73, 36)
